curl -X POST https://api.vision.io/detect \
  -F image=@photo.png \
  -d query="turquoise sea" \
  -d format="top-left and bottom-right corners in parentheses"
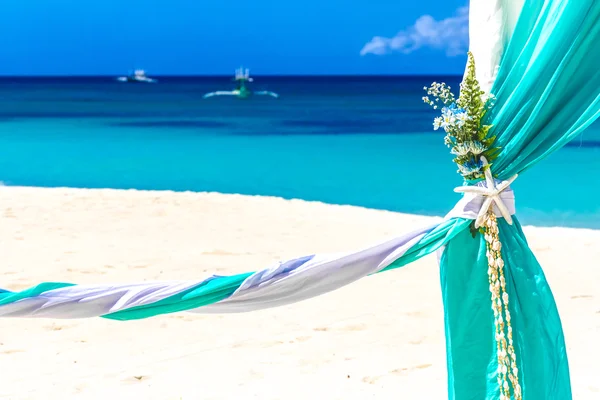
top-left (0, 76), bottom-right (599, 228)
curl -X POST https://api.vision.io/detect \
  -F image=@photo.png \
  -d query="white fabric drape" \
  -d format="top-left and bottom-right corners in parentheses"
top-left (0, 224), bottom-right (437, 318)
top-left (467, 0), bottom-right (525, 92)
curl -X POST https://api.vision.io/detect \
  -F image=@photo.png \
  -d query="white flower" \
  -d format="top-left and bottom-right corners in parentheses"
top-left (441, 114), bottom-right (455, 131)
top-left (467, 141), bottom-right (488, 155)
top-left (450, 143), bottom-right (470, 157)
top-left (452, 141), bottom-right (486, 156)
top-left (454, 112), bottom-right (469, 127)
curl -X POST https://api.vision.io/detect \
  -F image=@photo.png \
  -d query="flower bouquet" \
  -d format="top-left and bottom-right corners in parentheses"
top-left (423, 52), bottom-right (501, 181)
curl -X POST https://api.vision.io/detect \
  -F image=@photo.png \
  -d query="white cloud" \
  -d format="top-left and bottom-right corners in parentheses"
top-left (360, 6), bottom-right (469, 57)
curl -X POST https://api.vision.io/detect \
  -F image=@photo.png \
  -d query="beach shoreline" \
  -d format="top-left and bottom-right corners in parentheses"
top-left (1, 186), bottom-right (599, 399)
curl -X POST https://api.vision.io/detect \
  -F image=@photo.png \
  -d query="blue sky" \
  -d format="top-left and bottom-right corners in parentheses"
top-left (0, 0), bottom-right (468, 76)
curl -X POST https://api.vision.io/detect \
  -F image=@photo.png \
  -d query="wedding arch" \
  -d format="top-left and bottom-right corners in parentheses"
top-left (2, 1), bottom-right (599, 399)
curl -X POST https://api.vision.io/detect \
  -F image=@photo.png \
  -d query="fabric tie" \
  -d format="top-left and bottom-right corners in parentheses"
top-left (446, 180), bottom-right (516, 222)
top-left (445, 156), bottom-right (517, 227)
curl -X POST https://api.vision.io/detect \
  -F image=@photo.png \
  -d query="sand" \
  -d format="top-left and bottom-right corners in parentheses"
top-left (0, 186), bottom-right (598, 399)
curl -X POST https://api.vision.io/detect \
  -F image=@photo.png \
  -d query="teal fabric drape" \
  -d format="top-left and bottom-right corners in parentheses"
top-left (442, 218), bottom-right (571, 399)
top-left (378, 218), bottom-right (472, 273)
top-left (441, 1), bottom-right (600, 399)
top-left (492, 0), bottom-right (600, 178)
top-left (109, 218), bottom-right (471, 319)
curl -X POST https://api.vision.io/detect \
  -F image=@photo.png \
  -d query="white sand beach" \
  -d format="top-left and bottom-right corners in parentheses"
top-left (1, 186), bottom-right (599, 399)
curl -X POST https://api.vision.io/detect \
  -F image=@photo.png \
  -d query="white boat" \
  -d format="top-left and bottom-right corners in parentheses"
top-left (116, 69), bottom-right (157, 83)
top-left (203, 67), bottom-right (278, 99)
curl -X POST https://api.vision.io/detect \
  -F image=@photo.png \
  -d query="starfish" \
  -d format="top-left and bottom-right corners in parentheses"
top-left (454, 156), bottom-right (518, 228)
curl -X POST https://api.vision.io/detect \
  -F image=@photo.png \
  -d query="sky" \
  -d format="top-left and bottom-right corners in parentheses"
top-left (0, 0), bottom-right (469, 76)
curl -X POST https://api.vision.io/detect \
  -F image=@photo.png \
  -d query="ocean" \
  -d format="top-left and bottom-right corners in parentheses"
top-left (0, 76), bottom-right (598, 228)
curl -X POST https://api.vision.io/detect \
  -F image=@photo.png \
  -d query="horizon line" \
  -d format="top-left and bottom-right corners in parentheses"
top-left (0, 73), bottom-right (463, 79)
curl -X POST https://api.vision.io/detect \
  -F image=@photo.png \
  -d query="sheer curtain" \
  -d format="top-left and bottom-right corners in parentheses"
top-left (440, 1), bottom-right (600, 399)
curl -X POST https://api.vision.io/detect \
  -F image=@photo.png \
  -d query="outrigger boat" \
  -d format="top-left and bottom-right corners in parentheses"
top-left (116, 69), bottom-right (157, 83)
top-left (203, 67), bottom-right (278, 99)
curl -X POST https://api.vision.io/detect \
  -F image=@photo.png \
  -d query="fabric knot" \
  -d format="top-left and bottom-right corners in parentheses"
top-left (445, 156), bottom-right (518, 228)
